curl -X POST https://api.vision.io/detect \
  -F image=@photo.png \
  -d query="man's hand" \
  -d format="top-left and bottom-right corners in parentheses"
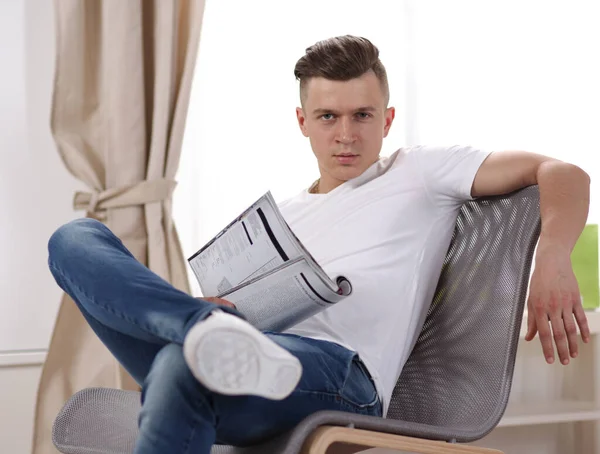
top-left (525, 245), bottom-right (590, 364)
top-left (196, 296), bottom-right (236, 310)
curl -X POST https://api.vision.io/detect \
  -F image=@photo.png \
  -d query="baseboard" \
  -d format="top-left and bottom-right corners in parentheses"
top-left (0, 355), bottom-right (45, 454)
top-left (0, 349), bottom-right (47, 367)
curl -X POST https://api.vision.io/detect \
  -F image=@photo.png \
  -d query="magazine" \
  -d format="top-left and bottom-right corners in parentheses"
top-left (188, 192), bottom-right (352, 332)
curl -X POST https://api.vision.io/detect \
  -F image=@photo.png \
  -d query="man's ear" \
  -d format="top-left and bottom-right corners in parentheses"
top-left (383, 107), bottom-right (396, 138)
top-left (296, 107), bottom-right (309, 137)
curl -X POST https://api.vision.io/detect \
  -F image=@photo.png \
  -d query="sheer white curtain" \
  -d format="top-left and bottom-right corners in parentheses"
top-left (174, 0), bottom-right (600, 294)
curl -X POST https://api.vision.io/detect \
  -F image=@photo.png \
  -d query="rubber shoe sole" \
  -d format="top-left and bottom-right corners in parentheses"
top-left (183, 311), bottom-right (302, 400)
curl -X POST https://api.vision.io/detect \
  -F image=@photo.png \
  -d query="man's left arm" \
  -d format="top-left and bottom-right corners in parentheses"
top-left (472, 150), bottom-right (591, 365)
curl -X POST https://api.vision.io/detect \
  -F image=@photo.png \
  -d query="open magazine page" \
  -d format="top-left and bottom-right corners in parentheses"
top-left (188, 190), bottom-right (353, 331)
top-left (188, 192), bottom-right (293, 297)
top-left (246, 192), bottom-right (343, 293)
top-left (244, 192), bottom-right (310, 262)
top-left (267, 202), bottom-right (341, 290)
top-left (188, 191), bottom-right (339, 297)
top-left (220, 257), bottom-right (349, 332)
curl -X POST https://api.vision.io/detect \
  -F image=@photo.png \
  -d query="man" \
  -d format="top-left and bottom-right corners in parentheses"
top-left (48, 35), bottom-right (590, 454)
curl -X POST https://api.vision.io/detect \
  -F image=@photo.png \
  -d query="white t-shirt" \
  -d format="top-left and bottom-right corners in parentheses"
top-left (278, 145), bottom-right (492, 416)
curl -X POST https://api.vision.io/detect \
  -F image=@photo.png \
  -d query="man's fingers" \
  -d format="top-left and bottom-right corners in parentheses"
top-left (549, 314), bottom-right (569, 365)
top-left (533, 303), bottom-right (555, 364)
top-left (562, 308), bottom-right (579, 358)
top-left (525, 309), bottom-right (538, 341)
top-left (573, 302), bottom-right (591, 343)
top-left (199, 296), bottom-right (237, 309)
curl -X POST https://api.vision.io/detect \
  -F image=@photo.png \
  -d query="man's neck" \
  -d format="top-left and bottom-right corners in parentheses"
top-left (310, 178), bottom-right (344, 194)
top-left (308, 180), bottom-right (320, 194)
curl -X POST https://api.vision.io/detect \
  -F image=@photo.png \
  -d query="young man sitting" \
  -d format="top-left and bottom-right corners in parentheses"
top-left (48, 35), bottom-right (590, 454)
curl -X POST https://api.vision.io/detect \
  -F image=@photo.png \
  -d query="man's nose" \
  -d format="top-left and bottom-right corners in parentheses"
top-left (336, 117), bottom-right (356, 144)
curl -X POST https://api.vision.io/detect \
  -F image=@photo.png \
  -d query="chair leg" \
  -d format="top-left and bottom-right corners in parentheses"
top-left (300, 426), bottom-right (504, 454)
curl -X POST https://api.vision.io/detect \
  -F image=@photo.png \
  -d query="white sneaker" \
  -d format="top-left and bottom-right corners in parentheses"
top-left (183, 311), bottom-right (302, 400)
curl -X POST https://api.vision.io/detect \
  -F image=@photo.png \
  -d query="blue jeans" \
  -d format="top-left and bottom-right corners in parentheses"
top-left (48, 218), bottom-right (382, 454)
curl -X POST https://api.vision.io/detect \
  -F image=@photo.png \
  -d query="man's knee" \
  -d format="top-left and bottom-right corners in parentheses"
top-left (142, 344), bottom-right (215, 413)
top-left (139, 344), bottom-right (217, 442)
top-left (144, 344), bottom-right (199, 393)
top-left (48, 218), bottom-right (106, 265)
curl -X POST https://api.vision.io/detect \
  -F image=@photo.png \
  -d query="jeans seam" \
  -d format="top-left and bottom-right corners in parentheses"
top-left (339, 356), bottom-right (380, 409)
top-left (185, 374), bottom-right (218, 452)
top-left (293, 385), bottom-right (378, 411)
top-left (293, 389), bottom-right (343, 399)
top-left (49, 261), bottom-right (183, 345)
top-left (293, 389), bottom-right (380, 415)
top-left (338, 352), bottom-right (356, 394)
top-left (181, 420), bottom-right (197, 454)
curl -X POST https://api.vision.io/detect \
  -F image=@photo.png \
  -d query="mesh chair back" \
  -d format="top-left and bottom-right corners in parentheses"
top-left (387, 185), bottom-right (540, 440)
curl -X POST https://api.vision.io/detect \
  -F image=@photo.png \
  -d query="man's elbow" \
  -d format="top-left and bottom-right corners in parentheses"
top-left (565, 163), bottom-right (591, 185)
top-left (577, 165), bottom-right (591, 185)
top-left (538, 160), bottom-right (591, 186)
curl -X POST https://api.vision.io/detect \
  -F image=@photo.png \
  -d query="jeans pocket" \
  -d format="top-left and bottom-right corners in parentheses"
top-left (339, 355), bottom-right (380, 412)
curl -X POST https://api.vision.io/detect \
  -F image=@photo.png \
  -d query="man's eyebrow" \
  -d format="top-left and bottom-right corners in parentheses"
top-left (355, 106), bottom-right (378, 112)
top-left (311, 108), bottom-right (336, 115)
top-left (312, 106), bottom-right (378, 115)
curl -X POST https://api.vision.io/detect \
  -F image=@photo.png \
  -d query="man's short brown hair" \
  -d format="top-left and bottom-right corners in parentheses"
top-left (294, 35), bottom-right (390, 106)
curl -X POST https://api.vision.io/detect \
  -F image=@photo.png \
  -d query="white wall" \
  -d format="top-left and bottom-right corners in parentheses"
top-left (0, 362), bottom-right (44, 454)
top-left (0, 0), bottom-right (82, 353)
top-left (0, 2), bottom-right (80, 452)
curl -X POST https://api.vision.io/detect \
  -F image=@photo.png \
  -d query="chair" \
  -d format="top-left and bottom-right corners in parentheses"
top-left (52, 185), bottom-right (541, 454)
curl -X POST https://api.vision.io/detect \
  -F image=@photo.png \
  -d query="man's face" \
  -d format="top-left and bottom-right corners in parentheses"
top-left (296, 70), bottom-right (395, 191)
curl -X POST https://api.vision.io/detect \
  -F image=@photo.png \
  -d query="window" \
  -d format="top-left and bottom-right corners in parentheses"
top-left (174, 0), bottom-right (599, 293)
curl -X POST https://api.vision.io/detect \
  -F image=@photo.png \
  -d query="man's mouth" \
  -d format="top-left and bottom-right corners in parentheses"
top-left (335, 154), bottom-right (359, 164)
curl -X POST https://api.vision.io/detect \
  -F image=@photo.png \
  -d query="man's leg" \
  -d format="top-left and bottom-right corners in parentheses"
top-left (135, 334), bottom-right (382, 454)
top-left (47, 218), bottom-right (244, 383)
top-left (48, 218), bottom-right (241, 346)
top-left (47, 219), bottom-right (376, 453)
top-left (215, 333), bottom-right (382, 445)
top-left (51, 282), bottom-right (162, 384)
top-left (48, 218), bottom-right (302, 394)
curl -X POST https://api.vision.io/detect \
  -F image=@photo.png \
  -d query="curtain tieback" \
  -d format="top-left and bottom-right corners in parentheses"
top-left (73, 178), bottom-right (177, 220)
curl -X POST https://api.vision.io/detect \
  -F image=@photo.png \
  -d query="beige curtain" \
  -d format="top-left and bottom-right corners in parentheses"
top-left (31, 1), bottom-right (207, 452)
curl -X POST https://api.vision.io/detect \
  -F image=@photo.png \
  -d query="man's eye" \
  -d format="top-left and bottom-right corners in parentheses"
top-left (356, 112), bottom-right (371, 119)
top-left (321, 114), bottom-right (334, 120)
